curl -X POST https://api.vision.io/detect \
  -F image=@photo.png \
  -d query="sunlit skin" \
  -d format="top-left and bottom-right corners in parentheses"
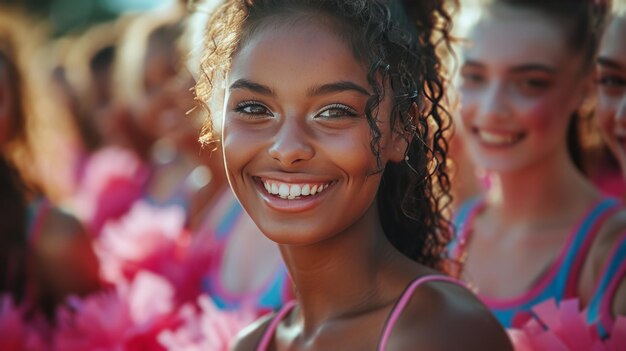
top-left (596, 13), bottom-right (626, 319)
top-left (223, 25), bottom-right (401, 246)
top-left (457, 5), bottom-right (626, 308)
top-left (223, 17), bottom-right (511, 351)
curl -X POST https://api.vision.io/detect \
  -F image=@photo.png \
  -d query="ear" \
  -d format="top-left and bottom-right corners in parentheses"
top-left (388, 102), bottom-right (417, 163)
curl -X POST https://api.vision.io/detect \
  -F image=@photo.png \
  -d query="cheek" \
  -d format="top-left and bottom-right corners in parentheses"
top-left (222, 118), bottom-right (264, 181)
top-left (597, 95), bottom-right (619, 119)
top-left (521, 98), bottom-right (565, 133)
top-left (596, 103), bottom-right (615, 138)
top-left (459, 90), bottom-right (478, 124)
top-left (321, 128), bottom-right (378, 176)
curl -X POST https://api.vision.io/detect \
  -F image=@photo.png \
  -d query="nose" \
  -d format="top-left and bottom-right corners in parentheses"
top-left (476, 82), bottom-right (510, 123)
top-left (268, 117), bottom-right (314, 166)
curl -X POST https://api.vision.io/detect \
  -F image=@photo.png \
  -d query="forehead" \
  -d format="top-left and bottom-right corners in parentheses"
top-left (229, 19), bottom-right (367, 87)
top-left (464, 6), bottom-right (569, 66)
top-left (599, 16), bottom-right (626, 64)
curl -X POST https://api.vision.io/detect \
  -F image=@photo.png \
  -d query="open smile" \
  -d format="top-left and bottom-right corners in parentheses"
top-left (473, 127), bottom-right (526, 147)
top-left (252, 176), bottom-right (336, 213)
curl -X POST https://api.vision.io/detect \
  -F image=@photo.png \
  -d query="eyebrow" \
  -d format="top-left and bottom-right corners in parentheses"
top-left (461, 60), bottom-right (485, 68)
top-left (307, 81), bottom-right (371, 97)
top-left (462, 60), bottom-right (557, 74)
top-left (509, 64), bottom-right (557, 74)
top-left (229, 79), bottom-right (275, 96)
top-left (597, 57), bottom-right (624, 70)
top-left (228, 79), bottom-right (371, 97)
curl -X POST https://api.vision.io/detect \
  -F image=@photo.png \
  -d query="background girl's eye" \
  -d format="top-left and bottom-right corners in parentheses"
top-left (520, 79), bottom-right (551, 89)
top-left (460, 72), bottom-right (485, 88)
top-left (317, 104), bottom-right (358, 119)
top-left (515, 77), bottom-right (552, 97)
top-left (598, 75), bottom-right (626, 97)
top-left (598, 75), bottom-right (626, 88)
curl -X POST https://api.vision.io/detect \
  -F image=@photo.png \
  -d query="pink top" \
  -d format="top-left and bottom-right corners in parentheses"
top-left (256, 275), bottom-right (464, 351)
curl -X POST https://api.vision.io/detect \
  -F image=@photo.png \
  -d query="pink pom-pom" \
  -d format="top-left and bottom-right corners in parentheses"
top-left (95, 201), bottom-right (187, 283)
top-left (54, 271), bottom-right (180, 351)
top-left (0, 295), bottom-right (48, 351)
top-left (71, 146), bottom-right (149, 234)
top-left (95, 201), bottom-right (215, 303)
top-left (508, 299), bottom-right (626, 351)
top-left (157, 294), bottom-right (257, 351)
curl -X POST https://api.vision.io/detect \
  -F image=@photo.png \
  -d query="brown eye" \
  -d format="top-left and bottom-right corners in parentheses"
top-left (598, 75), bottom-right (626, 96)
top-left (515, 77), bottom-right (552, 97)
top-left (316, 104), bottom-right (358, 119)
top-left (461, 73), bottom-right (484, 84)
top-left (235, 101), bottom-right (273, 117)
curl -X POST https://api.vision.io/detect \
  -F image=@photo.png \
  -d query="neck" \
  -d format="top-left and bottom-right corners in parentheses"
top-left (485, 147), bottom-right (600, 225)
top-left (278, 203), bottom-right (406, 336)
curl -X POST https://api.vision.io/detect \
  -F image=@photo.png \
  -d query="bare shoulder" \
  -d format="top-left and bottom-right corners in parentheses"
top-left (593, 207), bottom-right (626, 257)
top-left (231, 313), bottom-right (274, 351)
top-left (385, 277), bottom-right (513, 351)
top-left (33, 206), bottom-right (90, 257)
top-left (584, 208), bottom-right (626, 287)
top-left (31, 205), bottom-right (100, 297)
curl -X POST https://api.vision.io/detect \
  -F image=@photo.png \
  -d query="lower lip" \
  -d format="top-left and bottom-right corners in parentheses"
top-left (253, 178), bottom-right (332, 213)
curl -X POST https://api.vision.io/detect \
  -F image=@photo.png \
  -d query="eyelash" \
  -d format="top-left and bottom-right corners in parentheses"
top-left (597, 75), bottom-right (626, 87)
top-left (233, 101), bottom-right (358, 119)
top-left (316, 103), bottom-right (359, 118)
top-left (234, 100), bottom-right (272, 116)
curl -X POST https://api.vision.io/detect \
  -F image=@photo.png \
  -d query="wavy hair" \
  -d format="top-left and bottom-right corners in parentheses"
top-left (195, 0), bottom-right (456, 272)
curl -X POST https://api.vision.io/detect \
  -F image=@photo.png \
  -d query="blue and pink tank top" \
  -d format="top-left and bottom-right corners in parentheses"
top-left (451, 197), bottom-right (624, 335)
top-left (586, 231), bottom-right (626, 337)
top-left (256, 275), bottom-right (464, 351)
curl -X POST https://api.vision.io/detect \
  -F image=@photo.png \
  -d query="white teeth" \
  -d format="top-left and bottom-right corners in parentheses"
top-left (261, 180), bottom-right (331, 199)
top-left (301, 184), bottom-right (310, 196)
top-left (477, 130), bottom-right (521, 145)
top-left (278, 184), bottom-right (289, 197)
top-left (290, 184), bottom-right (301, 197)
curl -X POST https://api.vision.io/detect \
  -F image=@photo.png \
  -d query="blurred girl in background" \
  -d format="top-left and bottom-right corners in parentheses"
top-left (0, 6), bottom-right (101, 319)
top-left (452, 0), bottom-right (626, 336)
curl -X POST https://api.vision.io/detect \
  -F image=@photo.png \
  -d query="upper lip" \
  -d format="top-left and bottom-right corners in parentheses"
top-left (253, 172), bottom-right (336, 184)
top-left (472, 126), bottom-right (523, 135)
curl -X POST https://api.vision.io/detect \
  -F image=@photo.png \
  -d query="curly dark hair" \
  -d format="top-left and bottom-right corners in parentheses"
top-left (195, 0), bottom-right (456, 272)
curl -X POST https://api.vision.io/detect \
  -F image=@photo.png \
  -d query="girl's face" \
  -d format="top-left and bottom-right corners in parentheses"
top-left (221, 19), bottom-right (404, 244)
top-left (596, 16), bottom-right (626, 173)
top-left (458, 6), bottom-right (589, 173)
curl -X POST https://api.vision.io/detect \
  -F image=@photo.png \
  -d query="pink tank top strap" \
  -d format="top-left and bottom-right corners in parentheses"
top-left (257, 300), bottom-right (297, 351)
top-left (378, 275), bottom-right (465, 351)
